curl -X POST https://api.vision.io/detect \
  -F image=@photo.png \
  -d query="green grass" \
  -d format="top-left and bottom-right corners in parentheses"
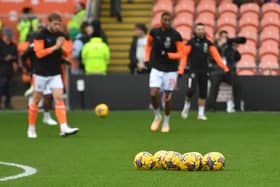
top-left (0, 111), bottom-right (280, 187)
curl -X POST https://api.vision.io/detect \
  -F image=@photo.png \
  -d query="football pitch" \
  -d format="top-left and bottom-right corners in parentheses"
top-left (0, 111), bottom-right (280, 187)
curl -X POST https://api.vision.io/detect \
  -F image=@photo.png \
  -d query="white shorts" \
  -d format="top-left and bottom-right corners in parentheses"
top-left (149, 68), bottom-right (178, 91)
top-left (33, 74), bottom-right (63, 94)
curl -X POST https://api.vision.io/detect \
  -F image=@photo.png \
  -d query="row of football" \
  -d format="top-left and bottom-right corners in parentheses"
top-left (133, 151), bottom-right (225, 171)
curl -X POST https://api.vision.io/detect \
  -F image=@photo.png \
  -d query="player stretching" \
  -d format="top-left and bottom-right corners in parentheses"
top-left (27, 13), bottom-right (79, 138)
top-left (178, 23), bottom-right (229, 120)
top-left (145, 12), bottom-right (183, 133)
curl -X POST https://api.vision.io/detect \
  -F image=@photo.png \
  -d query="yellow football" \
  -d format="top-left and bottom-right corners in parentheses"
top-left (95, 104), bottom-right (109, 117)
top-left (202, 152), bottom-right (225, 171)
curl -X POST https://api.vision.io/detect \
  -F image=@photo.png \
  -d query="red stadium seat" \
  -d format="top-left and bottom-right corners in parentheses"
top-left (262, 25), bottom-right (279, 34)
top-left (237, 69), bottom-right (257, 76)
top-left (175, 26), bottom-right (192, 42)
top-left (198, 0), bottom-right (217, 5)
top-left (262, 2), bottom-right (280, 17)
top-left (175, 0), bottom-right (195, 5)
top-left (239, 16), bottom-right (259, 31)
top-left (236, 55), bottom-right (257, 75)
top-left (259, 44), bottom-right (279, 58)
top-left (151, 13), bottom-right (162, 28)
top-left (217, 17), bottom-right (237, 30)
top-left (259, 56), bottom-right (280, 76)
top-left (196, 16), bottom-right (215, 28)
top-left (218, 3), bottom-right (238, 17)
top-left (260, 29), bottom-right (280, 45)
top-left (261, 16), bottom-right (280, 30)
top-left (237, 45), bottom-right (257, 57)
top-left (153, 1), bottom-right (173, 15)
top-left (219, 0), bottom-right (233, 4)
top-left (240, 3), bottom-right (260, 18)
top-left (197, 2), bottom-right (216, 16)
top-left (197, 12), bottom-right (216, 21)
top-left (175, 1), bottom-right (195, 15)
top-left (238, 30), bottom-right (258, 45)
top-left (173, 14), bottom-right (194, 29)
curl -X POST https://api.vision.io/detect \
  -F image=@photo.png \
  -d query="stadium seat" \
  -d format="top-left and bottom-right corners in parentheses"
top-left (197, 2), bottom-right (216, 16)
top-left (240, 3), bottom-right (260, 18)
top-left (175, 1), bottom-right (195, 15)
top-left (173, 14), bottom-right (194, 29)
top-left (195, 16), bottom-right (215, 28)
top-left (175, 0), bottom-right (195, 5)
top-left (238, 30), bottom-right (258, 45)
top-left (259, 44), bottom-right (279, 58)
top-left (239, 16), bottom-right (259, 31)
top-left (236, 55), bottom-right (257, 76)
top-left (219, 0), bottom-right (233, 4)
top-left (197, 12), bottom-right (216, 21)
top-left (262, 2), bottom-right (280, 17)
top-left (218, 3), bottom-right (238, 17)
top-left (238, 45), bottom-right (257, 57)
top-left (261, 16), bottom-right (280, 30)
top-left (151, 13), bottom-right (162, 28)
top-left (217, 17), bottom-right (237, 30)
top-left (259, 58), bottom-right (280, 76)
top-left (197, 0), bottom-right (217, 5)
top-left (260, 40), bottom-right (279, 49)
top-left (175, 26), bottom-right (192, 42)
top-left (237, 69), bottom-right (257, 76)
top-left (262, 26), bottom-right (279, 36)
top-left (260, 30), bottom-right (280, 45)
top-left (153, 0), bottom-right (173, 15)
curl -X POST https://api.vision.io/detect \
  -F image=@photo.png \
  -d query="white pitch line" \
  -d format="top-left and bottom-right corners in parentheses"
top-left (0, 161), bottom-right (37, 182)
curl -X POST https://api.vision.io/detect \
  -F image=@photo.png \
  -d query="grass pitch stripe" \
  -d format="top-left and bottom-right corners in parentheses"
top-left (0, 161), bottom-right (37, 182)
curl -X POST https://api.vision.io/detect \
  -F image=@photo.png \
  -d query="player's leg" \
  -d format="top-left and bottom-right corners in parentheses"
top-left (207, 74), bottom-right (222, 111)
top-left (197, 73), bottom-right (208, 120)
top-left (27, 75), bottom-right (44, 138)
top-left (42, 87), bottom-right (57, 126)
top-left (181, 73), bottom-right (197, 119)
top-left (224, 74), bottom-right (235, 113)
top-left (50, 75), bottom-right (79, 136)
top-left (149, 68), bottom-right (163, 131)
top-left (161, 72), bottom-right (177, 132)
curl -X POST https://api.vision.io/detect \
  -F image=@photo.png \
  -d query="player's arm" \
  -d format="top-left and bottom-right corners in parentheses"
top-left (167, 41), bottom-right (184, 60)
top-left (177, 45), bottom-right (192, 75)
top-left (209, 46), bottom-right (229, 72)
top-left (144, 34), bottom-right (153, 63)
top-left (62, 40), bottom-right (73, 59)
top-left (34, 37), bottom-right (64, 58)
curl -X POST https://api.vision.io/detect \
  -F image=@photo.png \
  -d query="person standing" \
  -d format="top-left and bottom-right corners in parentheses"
top-left (110, 0), bottom-right (122, 22)
top-left (81, 33), bottom-right (110, 75)
top-left (145, 12), bottom-right (183, 133)
top-left (17, 7), bottom-right (39, 42)
top-left (129, 23), bottom-right (149, 74)
top-left (27, 13), bottom-right (79, 138)
top-left (178, 23), bottom-right (229, 120)
top-left (207, 30), bottom-right (242, 113)
top-left (0, 27), bottom-right (18, 109)
top-left (67, 2), bottom-right (86, 40)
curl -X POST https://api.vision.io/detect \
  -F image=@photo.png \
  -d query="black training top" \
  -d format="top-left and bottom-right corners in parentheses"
top-left (149, 27), bottom-right (182, 72)
top-left (34, 28), bottom-right (65, 76)
top-left (187, 36), bottom-right (213, 73)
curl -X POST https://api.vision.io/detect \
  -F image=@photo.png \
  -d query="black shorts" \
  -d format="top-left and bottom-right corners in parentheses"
top-left (185, 72), bottom-right (208, 99)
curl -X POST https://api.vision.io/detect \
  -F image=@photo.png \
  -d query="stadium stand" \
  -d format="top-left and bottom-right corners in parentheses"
top-left (100, 0), bottom-right (153, 72)
top-left (148, 0), bottom-right (280, 76)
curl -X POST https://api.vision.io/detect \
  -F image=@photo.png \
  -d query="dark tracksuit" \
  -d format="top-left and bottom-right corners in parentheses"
top-left (207, 41), bottom-right (242, 110)
top-left (0, 39), bottom-right (17, 109)
top-left (178, 36), bottom-right (229, 99)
